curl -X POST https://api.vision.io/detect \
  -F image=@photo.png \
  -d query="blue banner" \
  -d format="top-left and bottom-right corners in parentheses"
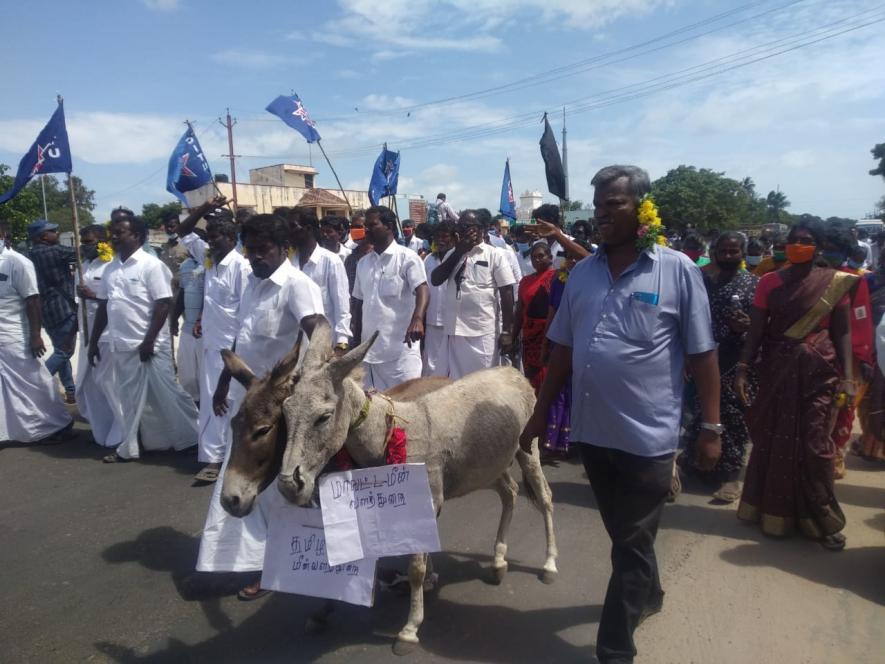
top-left (368, 145), bottom-right (400, 206)
top-left (499, 158), bottom-right (516, 220)
top-left (266, 93), bottom-right (322, 143)
top-left (166, 125), bottom-right (213, 205)
top-left (0, 102), bottom-right (72, 205)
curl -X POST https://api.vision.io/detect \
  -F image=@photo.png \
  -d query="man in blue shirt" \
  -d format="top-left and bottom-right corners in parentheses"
top-left (521, 165), bottom-right (722, 664)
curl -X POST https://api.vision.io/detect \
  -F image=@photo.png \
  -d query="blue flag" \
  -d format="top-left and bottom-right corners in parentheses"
top-left (0, 102), bottom-right (72, 205)
top-left (368, 144), bottom-right (400, 206)
top-left (265, 93), bottom-right (321, 143)
top-left (166, 125), bottom-right (213, 205)
top-left (499, 159), bottom-right (516, 220)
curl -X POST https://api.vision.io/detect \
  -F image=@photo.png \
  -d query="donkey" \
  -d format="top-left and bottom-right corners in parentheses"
top-left (219, 335), bottom-right (452, 518)
top-left (277, 319), bottom-right (558, 654)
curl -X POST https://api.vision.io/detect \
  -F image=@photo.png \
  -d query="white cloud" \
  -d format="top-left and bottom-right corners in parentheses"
top-left (142, 0), bottom-right (180, 11)
top-left (210, 49), bottom-right (287, 68)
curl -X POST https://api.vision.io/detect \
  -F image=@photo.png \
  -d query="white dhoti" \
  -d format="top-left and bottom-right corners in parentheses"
top-left (446, 333), bottom-right (497, 380)
top-left (0, 344), bottom-right (72, 443)
top-left (196, 346), bottom-right (230, 464)
top-left (422, 324), bottom-right (447, 377)
top-left (75, 334), bottom-right (116, 447)
top-left (364, 347), bottom-right (423, 391)
top-left (176, 332), bottom-right (202, 403)
top-left (196, 383), bottom-right (285, 572)
top-left (94, 343), bottom-right (198, 459)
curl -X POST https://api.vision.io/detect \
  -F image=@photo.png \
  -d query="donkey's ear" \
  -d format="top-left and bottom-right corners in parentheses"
top-left (329, 331), bottom-right (378, 381)
top-left (221, 349), bottom-right (255, 389)
top-left (270, 332), bottom-right (303, 391)
top-left (303, 317), bottom-right (333, 370)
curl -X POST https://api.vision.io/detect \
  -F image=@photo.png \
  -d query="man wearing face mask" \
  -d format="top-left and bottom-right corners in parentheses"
top-left (400, 219), bottom-right (424, 254)
top-left (753, 233), bottom-right (789, 276)
top-left (745, 238), bottom-right (765, 271)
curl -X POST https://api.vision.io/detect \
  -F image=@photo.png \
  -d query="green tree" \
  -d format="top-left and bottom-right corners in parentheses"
top-left (38, 175), bottom-right (96, 230)
top-left (765, 190), bottom-right (790, 223)
top-left (650, 165), bottom-right (765, 232)
top-left (563, 199), bottom-right (586, 211)
top-left (870, 143), bottom-right (885, 179)
top-left (142, 201), bottom-right (183, 229)
top-left (0, 164), bottom-right (42, 242)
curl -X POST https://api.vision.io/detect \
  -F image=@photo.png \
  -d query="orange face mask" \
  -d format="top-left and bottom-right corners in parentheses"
top-left (785, 243), bottom-right (816, 264)
top-left (349, 228), bottom-right (366, 241)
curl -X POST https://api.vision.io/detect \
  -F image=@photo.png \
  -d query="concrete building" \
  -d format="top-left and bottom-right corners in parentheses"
top-left (184, 164), bottom-right (371, 218)
top-left (516, 190), bottom-right (543, 221)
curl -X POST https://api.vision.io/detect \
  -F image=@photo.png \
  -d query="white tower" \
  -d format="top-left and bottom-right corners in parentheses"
top-left (517, 190), bottom-right (543, 221)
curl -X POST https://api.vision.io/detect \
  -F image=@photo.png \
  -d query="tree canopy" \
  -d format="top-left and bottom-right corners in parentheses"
top-left (870, 143), bottom-right (885, 180)
top-left (141, 201), bottom-right (183, 229)
top-left (650, 165), bottom-right (766, 232)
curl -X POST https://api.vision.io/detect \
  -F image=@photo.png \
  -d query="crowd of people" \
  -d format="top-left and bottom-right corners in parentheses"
top-left (1, 164), bottom-right (883, 664)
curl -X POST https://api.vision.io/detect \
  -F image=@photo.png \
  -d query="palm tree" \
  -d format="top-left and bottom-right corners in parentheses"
top-left (766, 190), bottom-right (790, 222)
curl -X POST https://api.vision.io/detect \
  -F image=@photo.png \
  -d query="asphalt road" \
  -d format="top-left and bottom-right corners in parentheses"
top-left (1, 420), bottom-right (882, 664)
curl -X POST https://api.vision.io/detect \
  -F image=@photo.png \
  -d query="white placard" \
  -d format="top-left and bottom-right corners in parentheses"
top-left (319, 463), bottom-right (441, 566)
top-left (261, 505), bottom-right (377, 607)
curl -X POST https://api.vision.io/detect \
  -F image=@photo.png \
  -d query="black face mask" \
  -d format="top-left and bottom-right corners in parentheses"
top-left (82, 245), bottom-right (98, 261)
top-left (718, 259), bottom-right (741, 272)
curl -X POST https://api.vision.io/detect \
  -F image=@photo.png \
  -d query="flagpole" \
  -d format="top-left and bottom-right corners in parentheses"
top-left (315, 139), bottom-right (353, 217)
top-left (40, 176), bottom-right (49, 219)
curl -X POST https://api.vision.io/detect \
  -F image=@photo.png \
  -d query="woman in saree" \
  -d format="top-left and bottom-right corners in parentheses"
top-left (683, 232), bottom-right (758, 502)
top-left (856, 243), bottom-right (885, 461)
top-left (513, 242), bottom-right (554, 392)
top-left (734, 219), bottom-right (856, 551)
top-left (819, 226), bottom-right (873, 478)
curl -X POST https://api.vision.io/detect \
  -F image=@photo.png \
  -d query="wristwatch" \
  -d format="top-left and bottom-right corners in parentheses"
top-left (700, 422), bottom-right (725, 435)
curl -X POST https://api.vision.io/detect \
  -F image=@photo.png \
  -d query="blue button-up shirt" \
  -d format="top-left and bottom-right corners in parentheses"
top-left (547, 246), bottom-right (715, 457)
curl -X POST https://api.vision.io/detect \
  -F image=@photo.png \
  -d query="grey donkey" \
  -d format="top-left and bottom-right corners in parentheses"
top-left (277, 319), bottom-right (558, 654)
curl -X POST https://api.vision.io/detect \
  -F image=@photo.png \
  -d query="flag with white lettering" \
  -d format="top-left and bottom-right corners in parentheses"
top-left (166, 125), bottom-right (213, 205)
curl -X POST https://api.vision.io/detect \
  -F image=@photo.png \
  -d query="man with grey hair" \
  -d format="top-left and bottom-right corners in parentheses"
top-left (520, 164), bottom-right (721, 664)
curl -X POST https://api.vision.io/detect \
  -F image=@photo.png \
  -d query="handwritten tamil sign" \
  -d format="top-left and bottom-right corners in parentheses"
top-left (319, 463), bottom-right (441, 566)
top-left (261, 505), bottom-right (377, 607)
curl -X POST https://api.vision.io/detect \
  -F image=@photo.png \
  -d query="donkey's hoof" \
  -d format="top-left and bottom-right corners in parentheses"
top-left (393, 638), bottom-right (419, 656)
top-left (540, 569), bottom-right (558, 585)
top-left (492, 564), bottom-right (508, 585)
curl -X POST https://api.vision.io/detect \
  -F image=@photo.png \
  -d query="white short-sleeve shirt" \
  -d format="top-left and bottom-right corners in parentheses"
top-left (182, 234), bottom-right (252, 351)
top-left (441, 243), bottom-right (516, 337)
top-left (291, 245), bottom-right (351, 345)
top-left (353, 242), bottom-right (427, 364)
top-left (235, 260), bottom-right (324, 376)
top-left (423, 252), bottom-right (446, 327)
top-left (94, 248), bottom-right (173, 352)
top-left (0, 246), bottom-right (39, 345)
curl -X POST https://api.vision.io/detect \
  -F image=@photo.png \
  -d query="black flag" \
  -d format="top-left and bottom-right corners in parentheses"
top-left (539, 113), bottom-right (566, 200)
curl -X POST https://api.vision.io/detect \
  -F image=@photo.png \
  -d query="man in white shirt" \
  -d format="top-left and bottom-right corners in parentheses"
top-left (197, 212), bottom-right (325, 593)
top-left (88, 215), bottom-right (198, 463)
top-left (319, 214), bottom-right (352, 261)
top-left (431, 210), bottom-right (517, 380)
top-left (0, 221), bottom-right (72, 443)
top-left (422, 221), bottom-right (455, 377)
top-left (290, 208), bottom-right (351, 352)
top-left (177, 198), bottom-right (252, 483)
top-left (436, 193), bottom-right (458, 222)
top-left (401, 219), bottom-right (424, 254)
top-left (352, 205), bottom-right (429, 391)
top-left (74, 224), bottom-right (116, 447)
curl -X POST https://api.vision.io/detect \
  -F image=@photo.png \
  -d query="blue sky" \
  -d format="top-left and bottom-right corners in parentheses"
top-left (1, 0), bottom-right (884, 221)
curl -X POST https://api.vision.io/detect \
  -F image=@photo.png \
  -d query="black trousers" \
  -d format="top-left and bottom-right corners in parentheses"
top-left (579, 444), bottom-right (674, 664)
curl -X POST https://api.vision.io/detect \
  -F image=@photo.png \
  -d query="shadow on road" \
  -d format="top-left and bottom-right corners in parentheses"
top-left (98, 526), bottom-right (598, 662)
top-left (720, 542), bottom-right (885, 606)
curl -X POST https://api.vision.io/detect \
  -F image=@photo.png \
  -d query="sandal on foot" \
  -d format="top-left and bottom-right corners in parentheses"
top-left (821, 533), bottom-right (846, 552)
top-left (194, 465), bottom-right (220, 483)
top-left (103, 452), bottom-right (132, 464)
top-left (237, 585), bottom-right (271, 601)
top-left (713, 480), bottom-right (743, 504)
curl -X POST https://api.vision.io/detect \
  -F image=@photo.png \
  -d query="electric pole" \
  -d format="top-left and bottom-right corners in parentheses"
top-left (562, 106), bottom-right (569, 205)
top-left (219, 108), bottom-right (238, 208)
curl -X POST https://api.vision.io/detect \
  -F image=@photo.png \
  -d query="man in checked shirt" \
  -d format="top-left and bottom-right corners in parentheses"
top-left (27, 219), bottom-right (78, 404)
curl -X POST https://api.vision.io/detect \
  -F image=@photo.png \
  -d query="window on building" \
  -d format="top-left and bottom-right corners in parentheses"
top-left (304, 174), bottom-right (314, 188)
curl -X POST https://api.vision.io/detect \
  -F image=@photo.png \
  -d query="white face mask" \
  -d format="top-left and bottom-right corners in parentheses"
top-left (746, 255), bottom-right (762, 266)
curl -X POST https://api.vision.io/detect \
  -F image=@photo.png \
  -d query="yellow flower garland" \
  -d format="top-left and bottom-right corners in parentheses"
top-left (96, 242), bottom-right (114, 263)
top-left (636, 196), bottom-right (666, 251)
